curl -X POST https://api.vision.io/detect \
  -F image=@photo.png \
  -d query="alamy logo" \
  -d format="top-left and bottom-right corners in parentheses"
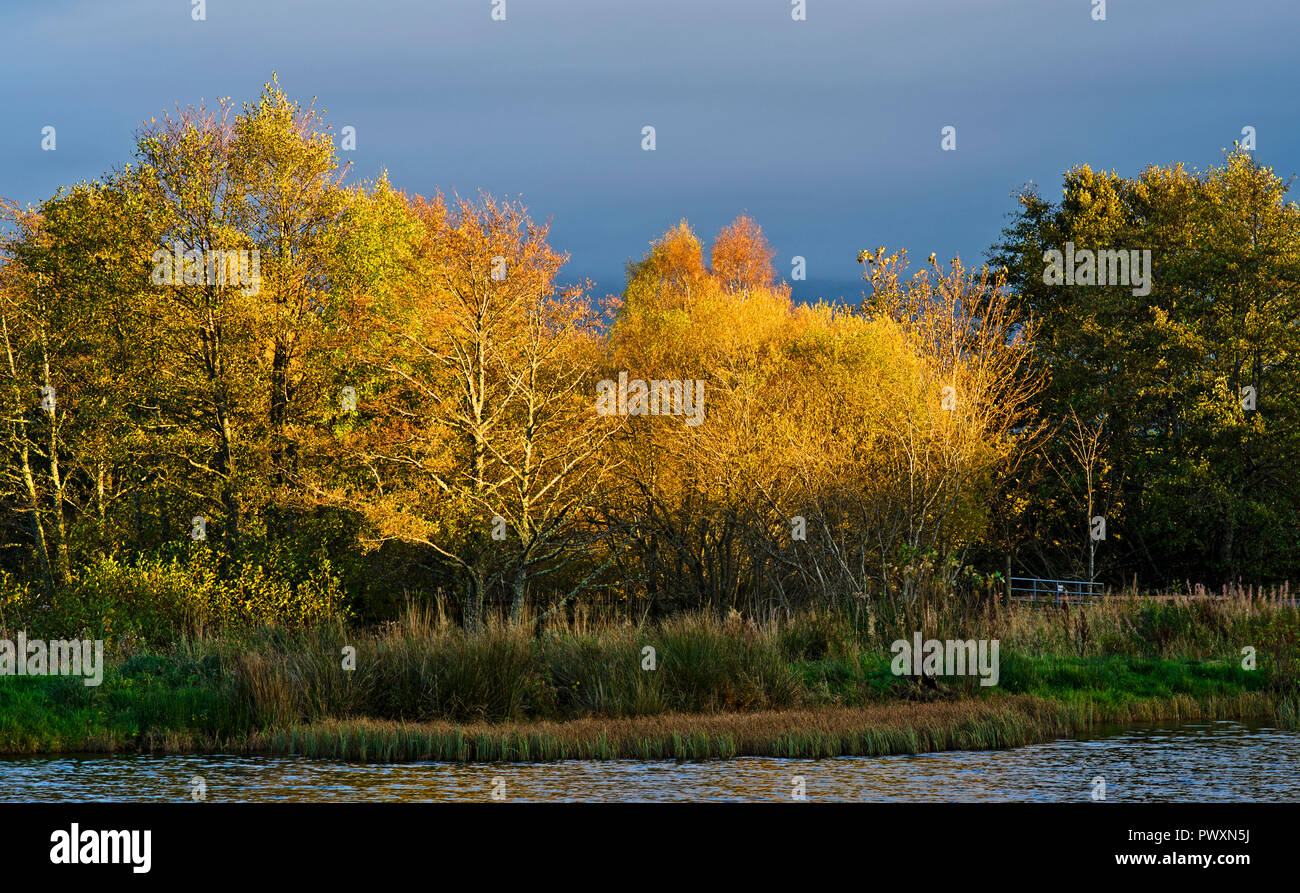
top-left (0, 633), bottom-right (104, 686)
top-left (596, 371), bottom-right (705, 427)
top-left (151, 242), bottom-right (261, 296)
top-left (1042, 241), bottom-right (1152, 296)
top-left (890, 633), bottom-right (1000, 686)
top-left (50, 824), bottom-right (151, 874)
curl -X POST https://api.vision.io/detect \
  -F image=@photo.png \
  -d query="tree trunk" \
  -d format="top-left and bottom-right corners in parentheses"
top-left (42, 347), bottom-right (69, 585)
top-left (1004, 553), bottom-right (1012, 607)
top-left (2, 311), bottom-right (53, 586)
top-left (214, 387), bottom-right (241, 556)
top-left (509, 562), bottom-right (527, 625)
top-left (96, 461), bottom-right (107, 538)
top-left (17, 438), bottom-right (52, 587)
top-left (465, 564), bottom-right (486, 632)
top-left (270, 334), bottom-right (296, 481)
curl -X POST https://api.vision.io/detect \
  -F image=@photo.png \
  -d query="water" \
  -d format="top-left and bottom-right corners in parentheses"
top-left (2, 719), bottom-right (1296, 802)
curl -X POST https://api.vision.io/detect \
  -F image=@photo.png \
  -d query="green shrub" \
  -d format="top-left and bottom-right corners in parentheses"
top-left (0, 550), bottom-right (350, 649)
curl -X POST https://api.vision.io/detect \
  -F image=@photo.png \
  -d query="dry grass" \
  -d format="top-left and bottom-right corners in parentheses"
top-left (233, 691), bottom-right (1279, 762)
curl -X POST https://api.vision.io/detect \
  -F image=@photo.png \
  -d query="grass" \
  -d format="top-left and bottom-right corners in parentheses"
top-left (1, 692), bottom-right (1281, 762)
top-left (1, 590), bottom-right (1297, 759)
top-left (250, 692), bottom-right (1281, 762)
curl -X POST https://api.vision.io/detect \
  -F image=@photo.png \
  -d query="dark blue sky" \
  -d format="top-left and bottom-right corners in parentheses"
top-left (2, 0), bottom-right (1297, 302)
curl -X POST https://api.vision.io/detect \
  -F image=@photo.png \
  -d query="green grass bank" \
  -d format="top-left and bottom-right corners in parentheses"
top-left (2, 592), bottom-right (1297, 760)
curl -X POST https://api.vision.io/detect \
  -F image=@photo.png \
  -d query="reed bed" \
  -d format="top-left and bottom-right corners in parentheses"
top-left (2, 589), bottom-right (1295, 757)
top-left (189, 590), bottom-right (1299, 728)
top-left (242, 692), bottom-right (1282, 762)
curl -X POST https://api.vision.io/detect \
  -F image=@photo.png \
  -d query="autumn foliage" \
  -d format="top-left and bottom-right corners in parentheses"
top-left (0, 83), bottom-right (1057, 637)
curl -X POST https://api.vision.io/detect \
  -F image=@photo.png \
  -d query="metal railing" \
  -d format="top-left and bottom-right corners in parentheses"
top-left (1009, 577), bottom-right (1104, 605)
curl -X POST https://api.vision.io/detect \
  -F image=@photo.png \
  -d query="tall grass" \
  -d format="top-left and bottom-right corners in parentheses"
top-left (2, 589), bottom-right (1295, 757)
top-left (245, 692), bottom-right (1280, 762)
top-left (206, 608), bottom-right (805, 726)
top-left (197, 590), bottom-right (1298, 729)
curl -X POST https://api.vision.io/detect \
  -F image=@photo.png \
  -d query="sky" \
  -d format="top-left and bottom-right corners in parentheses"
top-left (1, 0), bottom-right (1297, 302)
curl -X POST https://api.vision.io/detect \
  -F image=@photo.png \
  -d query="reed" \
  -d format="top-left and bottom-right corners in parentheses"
top-left (236, 692), bottom-right (1280, 762)
top-left (202, 594), bottom-right (1296, 726)
top-left (2, 592), bottom-right (1295, 756)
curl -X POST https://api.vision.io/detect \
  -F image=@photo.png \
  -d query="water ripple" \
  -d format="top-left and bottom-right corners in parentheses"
top-left (1, 720), bottom-right (1295, 802)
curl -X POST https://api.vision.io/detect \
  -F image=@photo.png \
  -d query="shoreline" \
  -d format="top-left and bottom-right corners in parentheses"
top-left (3, 691), bottom-right (1287, 763)
top-left (4, 597), bottom-right (1296, 763)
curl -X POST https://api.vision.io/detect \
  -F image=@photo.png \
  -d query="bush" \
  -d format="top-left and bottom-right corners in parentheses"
top-left (0, 549), bottom-right (351, 649)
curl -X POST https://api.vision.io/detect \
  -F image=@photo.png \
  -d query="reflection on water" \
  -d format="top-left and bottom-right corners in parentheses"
top-left (1, 720), bottom-right (1295, 803)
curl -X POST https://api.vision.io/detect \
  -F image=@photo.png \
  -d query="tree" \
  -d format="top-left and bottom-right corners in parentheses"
top-left (0, 174), bottom-right (163, 585)
top-left (133, 77), bottom-right (352, 556)
top-left (315, 194), bottom-right (619, 628)
top-left (990, 150), bottom-right (1300, 585)
top-left (1049, 408), bottom-right (1109, 582)
top-left (710, 215), bottom-right (777, 293)
top-left (602, 222), bottom-right (1040, 614)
